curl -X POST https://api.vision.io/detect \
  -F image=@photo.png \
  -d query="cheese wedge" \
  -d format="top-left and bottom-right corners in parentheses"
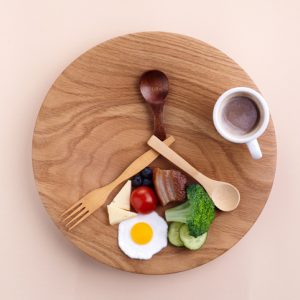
top-left (107, 203), bottom-right (137, 225)
top-left (111, 180), bottom-right (132, 210)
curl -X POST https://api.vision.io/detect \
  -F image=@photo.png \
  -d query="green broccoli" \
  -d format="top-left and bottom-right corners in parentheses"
top-left (165, 184), bottom-right (215, 237)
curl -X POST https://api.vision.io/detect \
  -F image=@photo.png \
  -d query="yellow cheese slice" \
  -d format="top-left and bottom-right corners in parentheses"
top-left (107, 203), bottom-right (137, 225)
top-left (111, 180), bottom-right (131, 210)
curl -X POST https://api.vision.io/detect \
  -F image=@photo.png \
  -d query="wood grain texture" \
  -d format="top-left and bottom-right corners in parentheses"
top-left (32, 32), bottom-right (277, 274)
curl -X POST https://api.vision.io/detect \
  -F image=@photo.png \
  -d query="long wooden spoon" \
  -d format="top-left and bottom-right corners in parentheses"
top-left (147, 135), bottom-right (240, 211)
top-left (140, 70), bottom-right (168, 140)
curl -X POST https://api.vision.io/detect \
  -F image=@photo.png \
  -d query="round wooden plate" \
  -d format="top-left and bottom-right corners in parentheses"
top-left (32, 32), bottom-right (276, 274)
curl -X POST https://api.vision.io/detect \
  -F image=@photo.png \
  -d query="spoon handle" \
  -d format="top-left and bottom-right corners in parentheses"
top-left (151, 104), bottom-right (166, 140)
top-left (147, 135), bottom-right (214, 192)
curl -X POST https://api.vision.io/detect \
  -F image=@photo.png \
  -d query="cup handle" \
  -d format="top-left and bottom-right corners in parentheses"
top-left (246, 139), bottom-right (262, 160)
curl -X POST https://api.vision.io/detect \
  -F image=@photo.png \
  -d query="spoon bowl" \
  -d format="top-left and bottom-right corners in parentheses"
top-left (210, 182), bottom-right (240, 212)
top-left (140, 70), bottom-right (169, 104)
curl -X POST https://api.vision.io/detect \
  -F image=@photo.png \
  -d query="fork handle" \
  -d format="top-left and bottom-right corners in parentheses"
top-left (109, 135), bottom-right (175, 190)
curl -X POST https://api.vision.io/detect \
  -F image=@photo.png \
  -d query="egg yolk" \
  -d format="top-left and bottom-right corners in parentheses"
top-left (130, 222), bottom-right (153, 245)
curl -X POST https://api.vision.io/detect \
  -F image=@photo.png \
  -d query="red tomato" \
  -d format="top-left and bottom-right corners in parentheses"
top-left (130, 186), bottom-right (158, 214)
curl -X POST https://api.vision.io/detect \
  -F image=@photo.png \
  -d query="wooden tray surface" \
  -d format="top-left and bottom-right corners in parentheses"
top-left (32, 32), bottom-right (277, 274)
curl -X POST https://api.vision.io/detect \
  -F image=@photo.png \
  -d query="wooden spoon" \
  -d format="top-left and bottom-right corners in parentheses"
top-left (140, 70), bottom-right (168, 140)
top-left (147, 135), bottom-right (240, 211)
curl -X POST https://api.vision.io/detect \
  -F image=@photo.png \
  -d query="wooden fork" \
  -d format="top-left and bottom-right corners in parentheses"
top-left (61, 136), bottom-right (175, 230)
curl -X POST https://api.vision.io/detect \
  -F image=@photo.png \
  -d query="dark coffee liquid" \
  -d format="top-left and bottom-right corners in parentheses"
top-left (223, 96), bottom-right (260, 135)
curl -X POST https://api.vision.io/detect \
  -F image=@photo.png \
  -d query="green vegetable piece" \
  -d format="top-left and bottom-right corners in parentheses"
top-left (168, 222), bottom-right (184, 247)
top-left (165, 184), bottom-right (215, 237)
top-left (179, 224), bottom-right (207, 250)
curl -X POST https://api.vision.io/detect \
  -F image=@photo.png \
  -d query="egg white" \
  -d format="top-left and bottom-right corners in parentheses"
top-left (118, 211), bottom-right (168, 260)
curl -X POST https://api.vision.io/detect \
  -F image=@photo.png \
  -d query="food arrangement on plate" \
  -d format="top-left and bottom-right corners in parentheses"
top-left (108, 166), bottom-right (216, 259)
top-left (60, 68), bottom-right (270, 261)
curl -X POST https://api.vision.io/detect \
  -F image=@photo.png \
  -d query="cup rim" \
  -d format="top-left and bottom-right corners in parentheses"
top-left (213, 87), bottom-right (270, 144)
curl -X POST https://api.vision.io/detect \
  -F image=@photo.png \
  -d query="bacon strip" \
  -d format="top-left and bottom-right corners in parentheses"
top-left (153, 168), bottom-right (187, 206)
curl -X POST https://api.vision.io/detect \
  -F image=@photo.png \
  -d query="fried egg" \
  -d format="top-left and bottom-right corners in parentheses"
top-left (118, 211), bottom-right (168, 260)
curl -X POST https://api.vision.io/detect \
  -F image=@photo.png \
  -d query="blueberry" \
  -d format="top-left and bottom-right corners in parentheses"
top-left (142, 178), bottom-right (153, 187)
top-left (141, 167), bottom-right (153, 179)
top-left (132, 175), bottom-right (143, 187)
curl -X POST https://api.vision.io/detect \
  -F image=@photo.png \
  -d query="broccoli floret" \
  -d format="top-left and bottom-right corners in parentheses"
top-left (165, 184), bottom-right (215, 237)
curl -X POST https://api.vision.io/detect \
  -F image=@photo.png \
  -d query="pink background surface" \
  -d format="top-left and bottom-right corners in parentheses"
top-left (1, 1), bottom-right (300, 299)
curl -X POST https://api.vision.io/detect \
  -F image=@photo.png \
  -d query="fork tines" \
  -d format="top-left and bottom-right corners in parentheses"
top-left (61, 201), bottom-right (90, 231)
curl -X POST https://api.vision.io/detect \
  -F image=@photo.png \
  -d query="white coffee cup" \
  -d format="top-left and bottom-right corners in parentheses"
top-left (213, 87), bottom-right (269, 160)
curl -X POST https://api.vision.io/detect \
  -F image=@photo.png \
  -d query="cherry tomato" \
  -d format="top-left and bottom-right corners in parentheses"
top-left (130, 186), bottom-right (158, 214)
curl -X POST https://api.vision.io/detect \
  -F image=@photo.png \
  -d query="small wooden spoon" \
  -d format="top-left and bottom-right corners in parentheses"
top-left (148, 135), bottom-right (240, 211)
top-left (140, 70), bottom-right (168, 140)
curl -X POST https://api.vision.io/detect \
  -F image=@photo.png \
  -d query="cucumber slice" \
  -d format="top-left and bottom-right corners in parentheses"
top-left (168, 222), bottom-right (184, 247)
top-left (179, 224), bottom-right (207, 250)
